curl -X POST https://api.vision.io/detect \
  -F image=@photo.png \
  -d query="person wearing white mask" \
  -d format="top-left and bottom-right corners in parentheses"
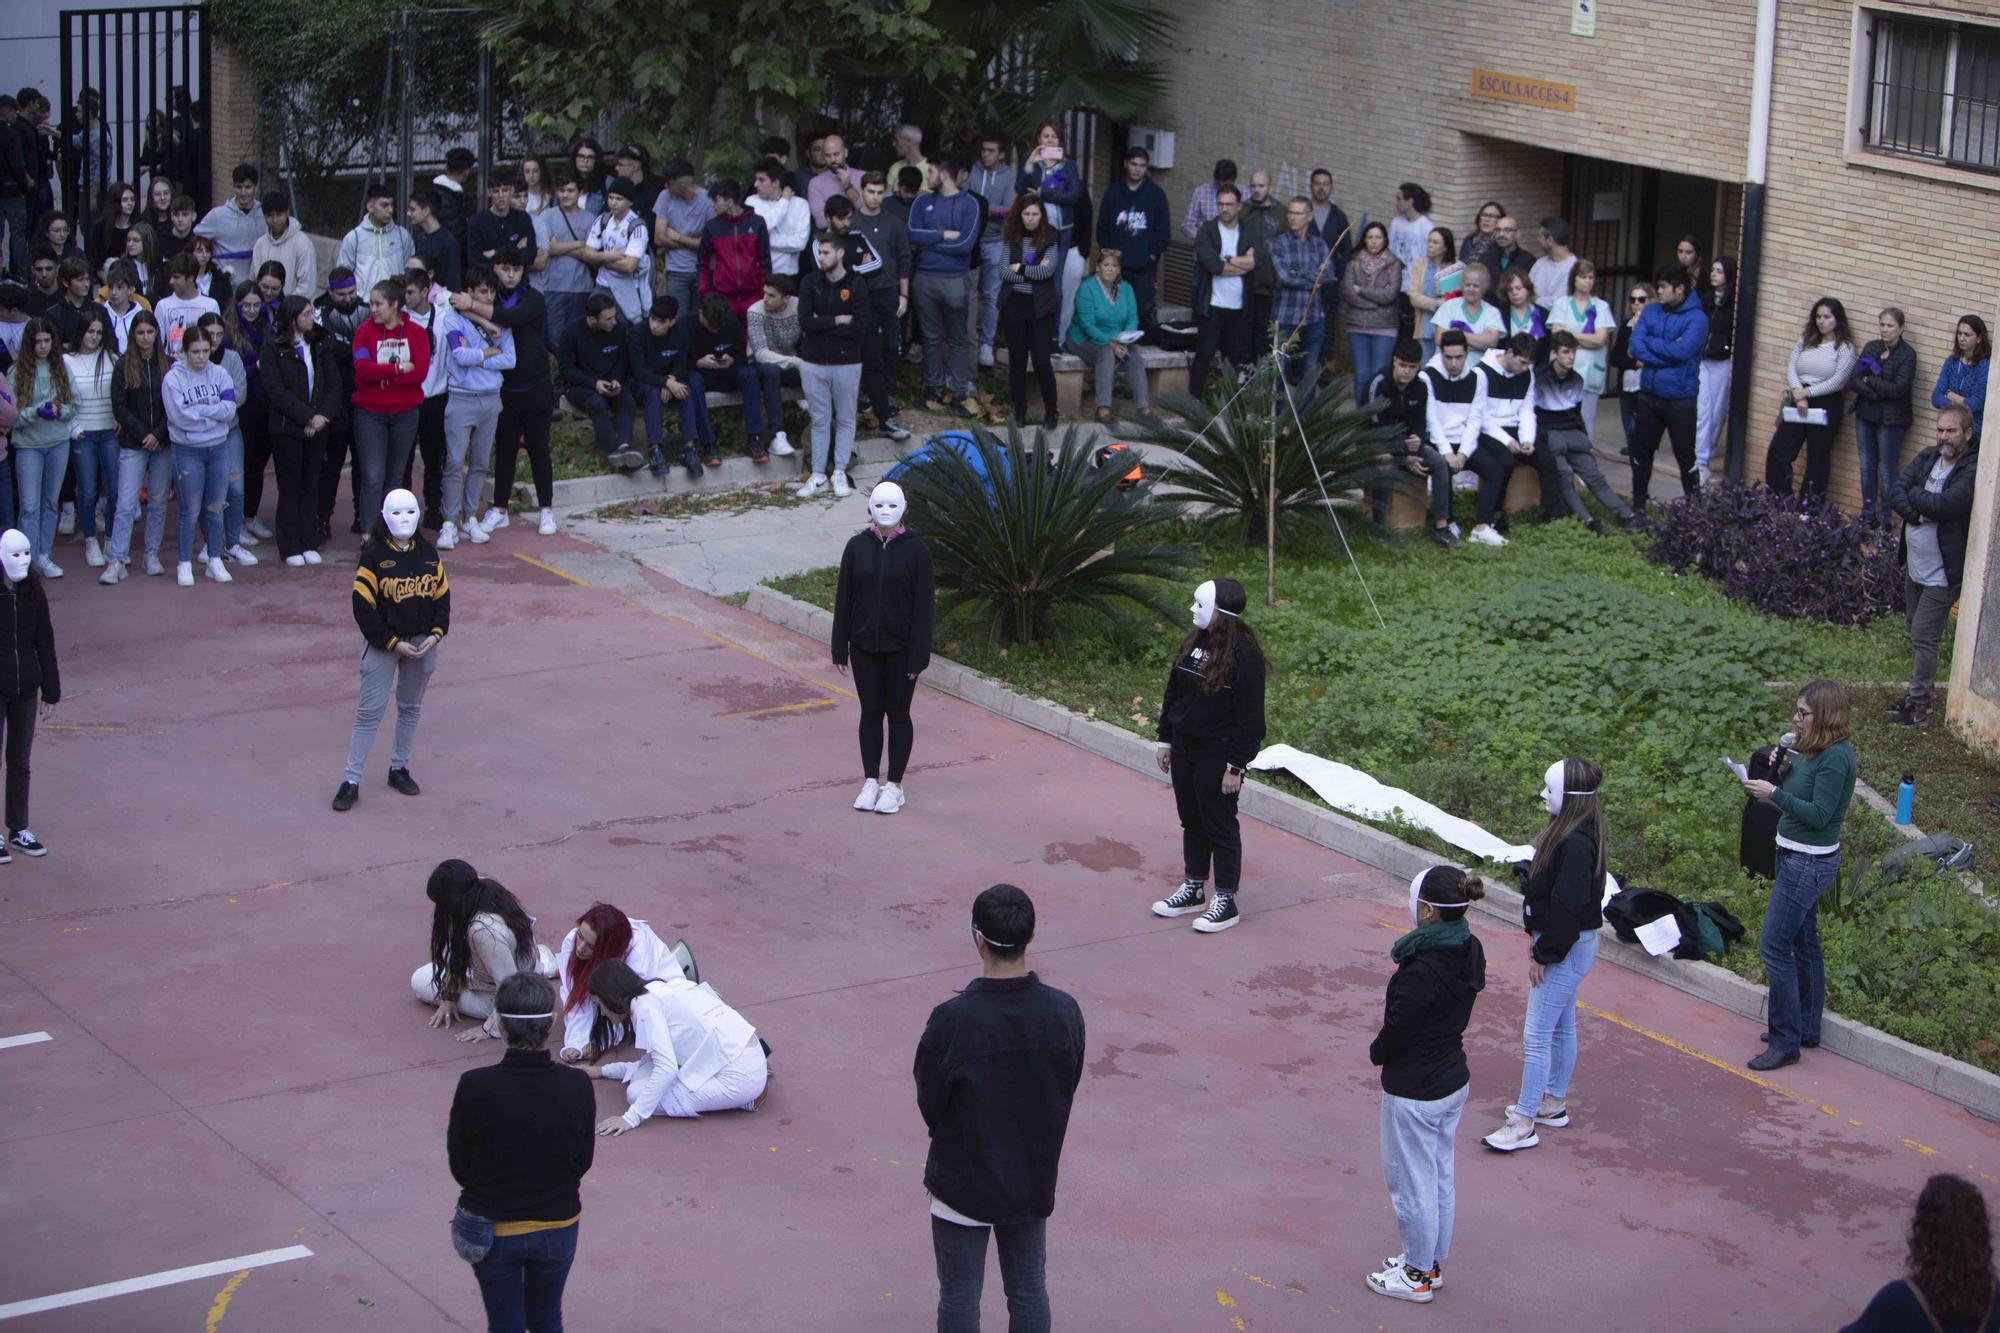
top-left (1151, 577), bottom-right (1266, 933)
top-left (333, 488), bottom-right (449, 812)
top-left (831, 481), bottom-right (934, 815)
top-left (1482, 757), bottom-right (1606, 1153)
top-left (0, 530), bottom-right (59, 861)
top-left (582, 957), bottom-right (770, 1130)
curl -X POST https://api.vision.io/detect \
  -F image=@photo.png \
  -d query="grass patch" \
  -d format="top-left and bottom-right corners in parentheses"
top-left (589, 482), bottom-right (812, 523)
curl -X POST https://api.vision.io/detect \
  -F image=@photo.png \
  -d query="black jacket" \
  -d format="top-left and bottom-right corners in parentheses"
top-left (0, 119), bottom-right (29, 199)
top-left (0, 577), bottom-right (59, 703)
top-left (1852, 337), bottom-right (1917, 427)
top-left (1892, 444), bottom-right (1979, 587)
top-left (1369, 934), bottom-right (1486, 1100)
top-left (260, 337), bottom-right (345, 441)
top-left (914, 974), bottom-right (1085, 1226)
top-left (489, 282), bottom-right (550, 393)
top-left (627, 320), bottom-right (690, 388)
top-left (1702, 287), bottom-right (1735, 361)
top-left (111, 355), bottom-right (169, 450)
top-left (558, 318), bottom-right (633, 392)
top-left (798, 267), bottom-right (878, 365)
top-left (831, 529), bottom-right (935, 671)
top-left (1522, 823), bottom-right (1604, 965)
top-left (1157, 636), bottom-right (1267, 769)
top-left (1367, 365), bottom-right (1429, 443)
top-left (997, 236), bottom-right (1061, 321)
top-left (447, 1049), bottom-right (596, 1223)
top-left (351, 537), bottom-right (450, 652)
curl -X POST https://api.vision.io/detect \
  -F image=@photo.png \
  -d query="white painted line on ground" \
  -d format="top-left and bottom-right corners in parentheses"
top-left (0, 1245), bottom-right (314, 1320)
top-left (0, 1032), bottom-right (52, 1050)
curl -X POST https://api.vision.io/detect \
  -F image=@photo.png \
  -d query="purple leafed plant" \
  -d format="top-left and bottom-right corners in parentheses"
top-left (1644, 482), bottom-right (1903, 626)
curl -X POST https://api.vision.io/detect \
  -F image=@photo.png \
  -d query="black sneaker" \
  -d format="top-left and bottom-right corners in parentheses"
top-left (1585, 518), bottom-right (1609, 537)
top-left (648, 446), bottom-right (667, 476)
top-left (1431, 527), bottom-right (1463, 550)
top-left (1150, 878), bottom-right (1207, 918)
top-left (1884, 695), bottom-right (1914, 719)
top-left (9, 829), bottom-right (47, 857)
top-left (387, 768), bottom-right (421, 796)
top-left (331, 782), bottom-right (359, 812)
top-left (948, 398), bottom-right (978, 420)
top-left (1193, 892), bottom-right (1240, 933)
top-left (1622, 512), bottom-right (1655, 531)
top-left (1891, 701), bottom-right (1931, 727)
top-left (0, 837), bottom-right (12, 864)
top-left (683, 447), bottom-right (704, 478)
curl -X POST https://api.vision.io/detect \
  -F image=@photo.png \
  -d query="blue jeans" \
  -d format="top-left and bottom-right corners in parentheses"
top-left (1282, 322), bottom-right (1327, 405)
top-left (1349, 332), bottom-right (1395, 401)
top-left (222, 421), bottom-right (246, 548)
top-left (1381, 1083), bottom-right (1467, 1271)
top-left (352, 407), bottom-right (419, 530)
top-left (112, 446), bottom-right (172, 561)
top-left (543, 290), bottom-right (587, 363)
top-left (751, 359), bottom-right (798, 432)
top-left (933, 1215), bottom-right (1049, 1333)
top-left (979, 236), bottom-right (1006, 349)
top-left (1761, 848), bottom-right (1837, 1054)
top-left (14, 443), bottom-right (70, 560)
top-left (683, 364), bottom-right (765, 443)
top-left (1513, 928), bottom-right (1599, 1118)
top-left (1854, 418), bottom-right (1907, 523)
top-left (71, 428), bottom-right (120, 539)
top-left (171, 442), bottom-right (229, 562)
top-left (454, 1208), bottom-right (577, 1333)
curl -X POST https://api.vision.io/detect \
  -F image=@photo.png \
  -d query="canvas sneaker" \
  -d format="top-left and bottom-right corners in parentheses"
top-left (225, 543), bottom-right (259, 565)
top-left (302, 550), bottom-right (323, 565)
top-left (1367, 1261), bottom-right (1434, 1304)
top-left (1482, 1110), bottom-right (1540, 1152)
top-left (436, 522), bottom-right (458, 550)
top-left (873, 782), bottom-right (906, 815)
top-left (284, 554), bottom-right (306, 568)
top-left (176, 561), bottom-right (195, 586)
top-left (1382, 1255), bottom-right (1443, 1290)
top-left (83, 537), bottom-right (105, 567)
top-left (1192, 892), bottom-right (1240, 933)
top-left (246, 516), bottom-right (275, 540)
top-left (1151, 879), bottom-right (1207, 917)
top-left (35, 556), bottom-right (63, 579)
top-left (10, 829), bottom-right (48, 857)
top-left (853, 778), bottom-right (881, 811)
top-left (205, 557), bottom-right (233, 583)
top-left (57, 502), bottom-right (76, 535)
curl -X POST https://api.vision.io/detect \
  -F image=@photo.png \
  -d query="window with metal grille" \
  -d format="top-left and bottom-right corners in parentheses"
top-left (1864, 13), bottom-right (2000, 172)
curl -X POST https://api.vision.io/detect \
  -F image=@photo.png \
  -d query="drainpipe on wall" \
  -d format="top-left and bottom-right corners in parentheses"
top-left (1725, 0), bottom-right (1779, 483)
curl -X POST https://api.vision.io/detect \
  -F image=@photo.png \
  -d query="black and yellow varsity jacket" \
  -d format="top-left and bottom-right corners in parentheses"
top-left (352, 537), bottom-right (450, 652)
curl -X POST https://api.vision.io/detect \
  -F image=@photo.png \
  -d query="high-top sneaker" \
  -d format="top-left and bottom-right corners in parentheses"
top-left (1150, 879), bottom-right (1206, 918)
top-left (1193, 892), bottom-right (1240, 933)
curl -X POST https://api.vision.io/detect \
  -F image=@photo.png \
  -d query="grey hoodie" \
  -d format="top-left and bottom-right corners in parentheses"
top-left (251, 216), bottom-right (318, 298)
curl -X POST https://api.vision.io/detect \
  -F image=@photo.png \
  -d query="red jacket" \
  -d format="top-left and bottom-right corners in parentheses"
top-left (351, 314), bottom-right (429, 415)
top-left (698, 211), bottom-right (771, 320)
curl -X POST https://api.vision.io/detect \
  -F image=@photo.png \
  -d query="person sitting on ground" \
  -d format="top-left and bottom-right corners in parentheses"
top-left (411, 858), bottom-right (556, 1042)
top-left (584, 957), bottom-right (770, 1132)
top-left (1839, 1172), bottom-right (1999, 1333)
top-left (1461, 332), bottom-right (1551, 547)
top-left (1369, 338), bottom-right (1453, 547)
top-left (554, 903), bottom-right (679, 1063)
top-left (1536, 330), bottom-right (1645, 535)
top-left (556, 293), bottom-right (644, 472)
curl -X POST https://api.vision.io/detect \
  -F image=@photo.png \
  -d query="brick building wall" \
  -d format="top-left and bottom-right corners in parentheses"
top-left (205, 39), bottom-right (264, 197)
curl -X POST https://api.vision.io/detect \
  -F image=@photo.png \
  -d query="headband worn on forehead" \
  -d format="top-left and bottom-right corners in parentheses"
top-left (329, 275), bottom-right (357, 291)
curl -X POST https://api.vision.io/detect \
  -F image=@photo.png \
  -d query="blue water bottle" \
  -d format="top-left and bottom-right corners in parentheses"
top-left (1896, 772), bottom-right (1915, 825)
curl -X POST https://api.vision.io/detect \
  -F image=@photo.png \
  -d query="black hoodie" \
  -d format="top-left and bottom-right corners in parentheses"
top-left (1156, 636), bottom-right (1267, 770)
top-left (1370, 933), bottom-right (1486, 1100)
top-left (1522, 823), bottom-right (1605, 965)
top-left (832, 528), bottom-right (935, 671)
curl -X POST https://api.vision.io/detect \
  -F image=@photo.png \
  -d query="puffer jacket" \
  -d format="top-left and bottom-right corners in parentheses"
top-left (1628, 293), bottom-right (1708, 400)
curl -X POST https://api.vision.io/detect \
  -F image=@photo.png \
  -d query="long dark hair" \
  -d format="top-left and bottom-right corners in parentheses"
top-left (1528, 757), bottom-right (1606, 888)
top-left (1800, 296), bottom-right (1853, 351)
top-left (1175, 578), bottom-right (1263, 696)
top-left (586, 957), bottom-right (655, 1054)
top-left (1956, 315), bottom-right (1992, 365)
top-left (121, 310), bottom-right (165, 390)
top-left (275, 294), bottom-right (315, 348)
top-left (1708, 256), bottom-right (1736, 309)
top-left (1907, 1174), bottom-right (1996, 1322)
top-left (1003, 190), bottom-right (1055, 250)
top-left (11, 317), bottom-right (71, 405)
top-left (425, 859), bottom-right (535, 1001)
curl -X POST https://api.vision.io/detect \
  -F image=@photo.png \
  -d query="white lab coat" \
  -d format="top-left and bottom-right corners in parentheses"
top-left (554, 919), bottom-right (679, 1055)
top-left (601, 978), bottom-right (765, 1126)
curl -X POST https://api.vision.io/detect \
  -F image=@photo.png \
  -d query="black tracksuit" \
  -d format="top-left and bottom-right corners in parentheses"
top-left (914, 973), bottom-right (1086, 1226)
top-left (1156, 634), bottom-right (1266, 894)
top-left (558, 318), bottom-right (637, 456)
top-left (832, 527), bottom-right (935, 784)
top-left (448, 1048), bottom-right (596, 1223)
top-left (0, 575), bottom-right (58, 835)
top-left (1370, 934), bottom-right (1486, 1100)
top-left (1522, 823), bottom-right (1605, 965)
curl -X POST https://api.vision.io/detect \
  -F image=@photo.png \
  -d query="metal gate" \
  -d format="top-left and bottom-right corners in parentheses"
top-left (59, 5), bottom-right (211, 213)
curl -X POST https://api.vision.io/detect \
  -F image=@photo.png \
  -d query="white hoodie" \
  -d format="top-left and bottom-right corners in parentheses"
top-left (251, 216), bottom-right (318, 298)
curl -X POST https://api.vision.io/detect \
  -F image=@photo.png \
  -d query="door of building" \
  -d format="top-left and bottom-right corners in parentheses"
top-left (1562, 155), bottom-right (1721, 310)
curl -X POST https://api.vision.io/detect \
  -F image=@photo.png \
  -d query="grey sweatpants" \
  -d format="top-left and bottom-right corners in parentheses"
top-left (1380, 1083), bottom-right (1467, 1272)
top-left (915, 270), bottom-right (974, 397)
top-left (1543, 426), bottom-right (1633, 523)
top-left (344, 643), bottom-right (439, 783)
top-left (442, 392), bottom-right (502, 527)
top-left (800, 360), bottom-right (863, 477)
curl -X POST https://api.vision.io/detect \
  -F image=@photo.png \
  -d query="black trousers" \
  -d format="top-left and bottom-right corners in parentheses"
top-left (1190, 306), bottom-right (1249, 398)
top-left (864, 288), bottom-right (902, 423)
top-left (1171, 743), bottom-right (1241, 893)
top-left (1467, 434), bottom-right (1559, 526)
top-left (851, 648), bottom-right (917, 784)
top-left (1126, 265), bottom-right (1158, 330)
top-left (399, 394), bottom-right (447, 523)
top-left (241, 410), bottom-right (273, 522)
top-left (1002, 294), bottom-right (1057, 423)
top-left (316, 413), bottom-right (356, 533)
top-left (1627, 392), bottom-right (1699, 511)
top-left (1, 692), bottom-right (36, 834)
top-left (1246, 290), bottom-right (1274, 365)
top-left (1765, 401), bottom-right (1844, 499)
top-left (494, 380), bottom-right (556, 511)
top-left (271, 432), bottom-right (326, 558)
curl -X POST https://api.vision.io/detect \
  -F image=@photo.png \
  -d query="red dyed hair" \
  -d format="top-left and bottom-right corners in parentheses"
top-left (563, 902), bottom-right (633, 1014)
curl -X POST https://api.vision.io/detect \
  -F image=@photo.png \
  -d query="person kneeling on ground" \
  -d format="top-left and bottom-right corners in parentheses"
top-left (557, 293), bottom-right (644, 472)
top-left (1462, 332), bottom-right (1554, 547)
top-left (413, 858), bottom-right (558, 1041)
top-left (583, 957), bottom-right (769, 1132)
top-left (1535, 330), bottom-right (1648, 535)
top-left (554, 903), bottom-right (680, 1062)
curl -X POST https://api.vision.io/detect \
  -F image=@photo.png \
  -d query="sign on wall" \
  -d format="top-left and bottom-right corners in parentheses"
top-left (1573, 0), bottom-right (1597, 38)
top-left (1470, 68), bottom-right (1578, 111)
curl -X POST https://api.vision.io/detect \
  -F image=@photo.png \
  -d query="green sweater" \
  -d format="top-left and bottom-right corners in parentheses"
top-left (1771, 738), bottom-right (1856, 852)
top-left (1071, 276), bottom-right (1137, 347)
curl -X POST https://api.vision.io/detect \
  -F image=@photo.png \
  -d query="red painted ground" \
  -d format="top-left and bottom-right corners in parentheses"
top-left (2, 517), bottom-right (1997, 1333)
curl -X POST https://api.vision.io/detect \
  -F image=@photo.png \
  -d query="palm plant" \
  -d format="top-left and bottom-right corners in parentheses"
top-left (896, 426), bottom-right (1195, 644)
top-left (1123, 353), bottom-right (1414, 544)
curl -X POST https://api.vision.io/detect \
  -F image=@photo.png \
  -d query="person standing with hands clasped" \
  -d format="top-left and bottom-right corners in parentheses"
top-left (832, 481), bottom-right (934, 816)
top-left (1152, 578), bottom-right (1267, 934)
top-left (1739, 680), bottom-right (1856, 1070)
top-left (0, 529), bottom-right (58, 861)
top-left (333, 488), bottom-right (448, 812)
top-left (1367, 866), bottom-right (1487, 1304)
top-left (1483, 758), bottom-right (1606, 1152)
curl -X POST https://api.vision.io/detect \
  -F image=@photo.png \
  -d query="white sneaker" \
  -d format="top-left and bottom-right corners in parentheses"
top-left (225, 543), bottom-right (259, 565)
top-left (246, 516), bottom-right (274, 539)
top-left (98, 560), bottom-right (123, 586)
top-left (1481, 1110), bottom-right (1540, 1152)
top-left (235, 528), bottom-right (260, 548)
top-left (83, 537), bottom-right (105, 567)
top-left (302, 550), bottom-right (323, 565)
top-left (768, 431), bottom-right (795, 457)
top-left (205, 556), bottom-right (233, 584)
top-left (481, 507), bottom-right (510, 531)
top-left (144, 551), bottom-right (166, 576)
top-left (978, 344), bottom-right (996, 369)
top-left (873, 782), bottom-right (906, 815)
top-left (831, 470), bottom-right (853, 498)
top-left (1382, 1255), bottom-right (1443, 1290)
top-left (465, 517), bottom-right (490, 544)
top-left (56, 502), bottom-right (76, 536)
top-left (852, 778), bottom-right (881, 811)
top-left (1367, 1261), bottom-right (1435, 1304)
top-left (797, 473), bottom-right (829, 498)
top-left (284, 554), bottom-right (306, 567)
top-left (1532, 1094), bottom-right (1570, 1128)
top-left (176, 560), bottom-right (195, 586)
top-left (436, 522), bottom-right (458, 550)
top-left (537, 508), bottom-right (558, 536)
top-left (35, 556), bottom-right (62, 579)
top-left (1468, 524), bottom-right (1508, 547)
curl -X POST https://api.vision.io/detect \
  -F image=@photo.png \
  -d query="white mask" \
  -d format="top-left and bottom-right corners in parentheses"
top-left (0, 530), bottom-right (29, 585)
top-left (1191, 580), bottom-right (1218, 630)
top-left (1540, 760), bottom-right (1567, 817)
top-left (382, 488), bottom-right (421, 542)
top-left (1407, 868), bottom-right (1427, 929)
top-left (868, 481), bottom-right (906, 529)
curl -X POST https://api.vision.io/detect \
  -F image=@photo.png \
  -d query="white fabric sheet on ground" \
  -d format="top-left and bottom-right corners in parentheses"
top-left (1248, 744), bottom-right (1537, 865)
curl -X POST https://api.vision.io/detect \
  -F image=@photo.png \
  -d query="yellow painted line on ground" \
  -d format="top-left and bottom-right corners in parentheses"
top-left (714, 698), bottom-right (840, 721)
top-left (202, 1270), bottom-right (249, 1332)
top-left (510, 552), bottom-right (592, 586)
top-left (1581, 1002), bottom-right (1814, 1102)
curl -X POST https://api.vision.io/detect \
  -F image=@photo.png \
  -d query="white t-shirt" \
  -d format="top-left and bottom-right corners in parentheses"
top-left (1211, 223), bottom-right (1244, 311)
top-left (588, 210), bottom-right (653, 322)
top-left (155, 292), bottom-right (221, 360)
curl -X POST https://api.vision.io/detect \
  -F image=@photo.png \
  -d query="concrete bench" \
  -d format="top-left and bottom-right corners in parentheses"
top-left (1377, 460), bottom-right (1580, 529)
top-left (997, 344), bottom-right (1194, 417)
